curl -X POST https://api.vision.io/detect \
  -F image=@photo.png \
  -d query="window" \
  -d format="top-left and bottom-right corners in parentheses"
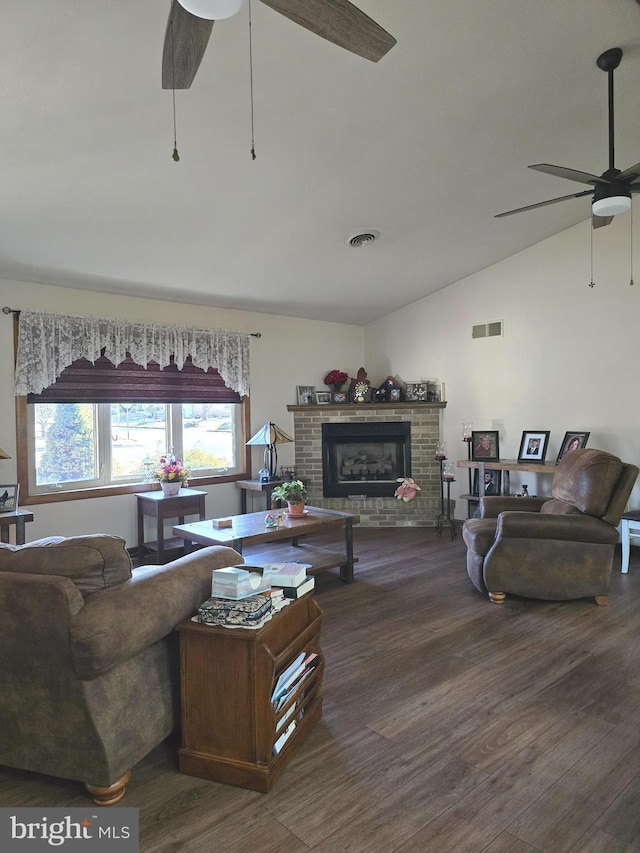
top-left (13, 310), bottom-right (252, 504)
top-left (26, 401), bottom-right (243, 495)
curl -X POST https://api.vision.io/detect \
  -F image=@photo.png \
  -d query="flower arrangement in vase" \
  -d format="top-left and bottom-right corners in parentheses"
top-left (270, 479), bottom-right (309, 516)
top-left (324, 369), bottom-right (349, 392)
top-left (154, 451), bottom-right (188, 496)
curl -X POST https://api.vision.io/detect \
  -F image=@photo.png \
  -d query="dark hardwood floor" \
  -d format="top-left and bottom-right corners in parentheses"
top-left (2, 527), bottom-right (640, 852)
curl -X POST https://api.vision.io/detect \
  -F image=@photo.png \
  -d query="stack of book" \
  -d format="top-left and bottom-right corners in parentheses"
top-left (262, 562), bottom-right (315, 599)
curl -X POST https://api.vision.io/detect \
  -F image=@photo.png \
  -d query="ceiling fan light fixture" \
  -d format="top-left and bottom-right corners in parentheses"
top-left (177, 0), bottom-right (244, 20)
top-left (592, 195), bottom-right (631, 217)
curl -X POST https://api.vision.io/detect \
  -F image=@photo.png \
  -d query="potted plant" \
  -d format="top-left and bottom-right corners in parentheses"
top-left (271, 479), bottom-right (309, 516)
top-left (154, 451), bottom-right (188, 496)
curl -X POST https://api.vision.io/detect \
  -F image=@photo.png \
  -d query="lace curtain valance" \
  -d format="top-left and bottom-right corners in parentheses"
top-left (14, 310), bottom-right (251, 397)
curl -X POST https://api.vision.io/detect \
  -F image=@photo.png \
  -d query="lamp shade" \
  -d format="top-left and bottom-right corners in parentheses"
top-left (246, 422), bottom-right (294, 480)
top-left (0, 447), bottom-right (11, 460)
top-left (246, 422), bottom-right (293, 447)
top-left (177, 0), bottom-right (244, 19)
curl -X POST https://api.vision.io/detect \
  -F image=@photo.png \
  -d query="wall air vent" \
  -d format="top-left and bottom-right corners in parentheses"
top-left (472, 320), bottom-right (503, 339)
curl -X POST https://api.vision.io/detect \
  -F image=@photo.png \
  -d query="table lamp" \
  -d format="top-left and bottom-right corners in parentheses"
top-left (246, 422), bottom-right (293, 482)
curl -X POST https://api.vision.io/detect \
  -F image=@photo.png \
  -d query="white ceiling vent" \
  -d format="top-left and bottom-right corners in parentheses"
top-left (346, 230), bottom-right (380, 248)
top-left (472, 320), bottom-right (503, 339)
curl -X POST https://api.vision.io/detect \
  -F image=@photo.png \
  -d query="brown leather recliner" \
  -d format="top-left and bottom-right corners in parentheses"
top-left (462, 449), bottom-right (639, 605)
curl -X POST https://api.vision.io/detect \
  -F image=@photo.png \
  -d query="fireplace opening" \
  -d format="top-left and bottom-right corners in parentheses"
top-left (321, 421), bottom-right (411, 498)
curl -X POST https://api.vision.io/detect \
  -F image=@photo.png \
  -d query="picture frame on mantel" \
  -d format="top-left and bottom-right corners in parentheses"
top-left (296, 386), bottom-right (316, 405)
top-left (331, 391), bottom-right (347, 404)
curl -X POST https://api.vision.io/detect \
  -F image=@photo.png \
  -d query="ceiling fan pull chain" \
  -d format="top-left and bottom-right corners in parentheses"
top-left (249, 0), bottom-right (256, 161)
top-left (630, 202), bottom-right (634, 286)
top-left (589, 220), bottom-right (595, 288)
top-left (170, 12), bottom-right (180, 161)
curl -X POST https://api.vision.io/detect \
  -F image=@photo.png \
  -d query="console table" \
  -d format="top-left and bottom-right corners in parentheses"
top-left (0, 510), bottom-right (34, 545)
top-left (136, 488), bottom-right (206, 564)
top-left (457, 459), bottom-right (557, 517)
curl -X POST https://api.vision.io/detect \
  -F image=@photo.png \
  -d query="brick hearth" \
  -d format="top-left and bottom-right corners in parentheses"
top-left (286, 402), bottom-right (446, 527)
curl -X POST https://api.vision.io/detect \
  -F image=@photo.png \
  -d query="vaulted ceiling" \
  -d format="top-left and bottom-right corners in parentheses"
top-left (2, 1), bottom-right (640, 324)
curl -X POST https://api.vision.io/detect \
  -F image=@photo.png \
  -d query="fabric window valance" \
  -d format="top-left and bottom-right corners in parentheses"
top-left (14, 310), bottom-right (251, 398)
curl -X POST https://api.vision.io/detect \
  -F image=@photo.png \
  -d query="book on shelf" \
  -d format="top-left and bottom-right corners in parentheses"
top-left (278, 576), bottom-right (315, 599)
top-left (272, 652), bottom-right (320, 709)
top-left (272, 652), bottom-right (306, 704)
top-left (272, 720), bottom-right (296, 756)
top-left (263, 562), bottom-right (311, 588)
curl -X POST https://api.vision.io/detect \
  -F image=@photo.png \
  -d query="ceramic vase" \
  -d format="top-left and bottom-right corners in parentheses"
top-left (287, 500), bottom-right (306, 517)
top-left (161, 481), bottom-right (181, 497)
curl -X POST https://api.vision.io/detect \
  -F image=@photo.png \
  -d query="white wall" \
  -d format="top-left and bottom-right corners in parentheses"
top-left (0, 279), bottom-right (364, 544)
top-left (364, 215), bottom-right (640, 515)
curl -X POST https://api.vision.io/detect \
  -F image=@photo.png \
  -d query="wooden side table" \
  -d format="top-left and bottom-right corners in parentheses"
top-left (136, 489), bottom-right (206, 564)
top-left (178, 594), bottom-right (324, 792)
top-left (235, 479), bottom-right (285, 513)
top-left (0, 510), bottom-right (34, 545)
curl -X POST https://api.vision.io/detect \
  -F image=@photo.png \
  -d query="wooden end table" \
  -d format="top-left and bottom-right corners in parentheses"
top-left (136, 488), bottom-right (206, 564)
top-left (178, 594), bottom-right (324, 792)
top-left (0, 510), bottom-right (34, 545)
top-left (235, 478), bottom-right (285, 513)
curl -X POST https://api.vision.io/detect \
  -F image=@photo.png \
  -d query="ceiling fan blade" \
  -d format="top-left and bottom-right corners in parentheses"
top-left (495, 189), bottom-right (593, 219)
top-left (162, 0), bottom-right (214, 90)
top-left (259, 0), bottom-right (396, 62)
top-left (618, 161), bottom-right (640, 183)
top-left (592, 214), bottom-right (613, 229)
top-left (529, 164), bottom-right (610, 187)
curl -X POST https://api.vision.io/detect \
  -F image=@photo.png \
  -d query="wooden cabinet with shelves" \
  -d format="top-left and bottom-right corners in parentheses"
top-left (177, 594), bottom-right (324, 792)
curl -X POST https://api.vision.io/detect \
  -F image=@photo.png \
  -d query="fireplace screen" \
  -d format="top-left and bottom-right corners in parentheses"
top-left (321, 421), bottom-right (411, 497)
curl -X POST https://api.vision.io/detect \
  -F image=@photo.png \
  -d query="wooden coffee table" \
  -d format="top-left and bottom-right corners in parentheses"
top-left (173, 505), bottom-right (360, 582)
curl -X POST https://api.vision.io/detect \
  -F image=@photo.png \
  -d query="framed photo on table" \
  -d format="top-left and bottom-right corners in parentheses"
top-left (556, 431), bottom-right (590, 464)
top-left (0, 484), bottom-right (19, 513)
top-left (473, 469), bottom-right (502, 496)
top-left (517, 430), bottom-right (550, 463)
top-left (471, 431), bottom-right (500, 462)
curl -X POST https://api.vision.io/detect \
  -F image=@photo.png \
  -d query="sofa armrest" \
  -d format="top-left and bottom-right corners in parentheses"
top-left (70, 546), bottom-right (242, 679)
top-left (0, 572), bottom-right (85, 683)
top-left (496, 511), bottom-right (618, 545)
top-left (479, 496), bottom-right (546, 518)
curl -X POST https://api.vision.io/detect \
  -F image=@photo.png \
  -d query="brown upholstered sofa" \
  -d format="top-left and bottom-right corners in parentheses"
top-left (462, 448), bottom-right (639, 605)
top-left (0, 534), bottom-right (242, 804)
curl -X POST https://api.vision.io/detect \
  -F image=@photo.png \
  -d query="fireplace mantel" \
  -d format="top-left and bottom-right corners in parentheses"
top-left (286, 402), bottom-right (446, 527)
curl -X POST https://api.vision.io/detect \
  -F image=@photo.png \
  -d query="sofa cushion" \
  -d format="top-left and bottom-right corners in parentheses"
top-left (0, 535), bottom-right (132, 597)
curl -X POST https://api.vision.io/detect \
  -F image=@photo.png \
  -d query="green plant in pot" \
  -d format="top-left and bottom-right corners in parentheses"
top-left (271, 479), bottom-right (309, 516)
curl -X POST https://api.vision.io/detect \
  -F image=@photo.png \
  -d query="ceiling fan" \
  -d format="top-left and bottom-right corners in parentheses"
top-left (496, 47), bottom-right (640, 230)
top-left (161, 0), bottom-right (396, 90)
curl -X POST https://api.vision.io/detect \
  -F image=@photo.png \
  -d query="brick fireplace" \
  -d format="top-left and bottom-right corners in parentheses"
top-left (286, 402), bottom-right (446, 527)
